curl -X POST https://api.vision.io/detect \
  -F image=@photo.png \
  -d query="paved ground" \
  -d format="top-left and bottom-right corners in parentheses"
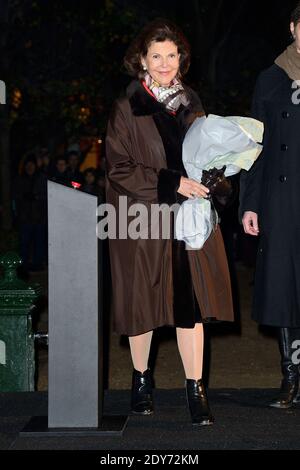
top-left (33, 262), bottom-right (281, 392)
top-left (2, 389), bottom-right (300, 450)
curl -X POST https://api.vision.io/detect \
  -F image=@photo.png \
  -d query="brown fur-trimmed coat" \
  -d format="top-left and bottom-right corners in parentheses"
top-left (106, 80), bottom-right (234, 336)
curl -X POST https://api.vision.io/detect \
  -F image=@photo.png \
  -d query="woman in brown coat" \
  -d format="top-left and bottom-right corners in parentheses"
top-left (106, 19), bottom-right (234, 426)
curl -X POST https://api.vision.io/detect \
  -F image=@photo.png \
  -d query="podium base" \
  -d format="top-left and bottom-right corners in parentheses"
top-left (19, 415), bottom-right (128, 437)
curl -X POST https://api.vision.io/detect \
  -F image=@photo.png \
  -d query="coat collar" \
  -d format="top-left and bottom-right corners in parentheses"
top-left (127, 79), bottom-right (200, 117)
top-left (127, 80), bottom-right (166, 116)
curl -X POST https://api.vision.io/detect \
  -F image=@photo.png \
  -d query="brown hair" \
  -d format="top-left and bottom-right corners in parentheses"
top-left (291, 1), bottom-right (300, 25)
top-left (124, 18), bottom-right (191, 79)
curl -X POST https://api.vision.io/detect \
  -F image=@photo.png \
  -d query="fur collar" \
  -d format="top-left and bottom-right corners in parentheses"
top-left (127, 79), bottom-right (203, 117)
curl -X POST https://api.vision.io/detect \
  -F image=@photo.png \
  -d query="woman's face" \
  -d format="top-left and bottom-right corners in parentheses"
top-left (85, 172), bottom-right (95, 185)
top-left (290, 21), bottom-right (300, 53)
top-left (25, 161), bottom-right (36, 176)
top-left (141, 40), bottom-right (180, 86)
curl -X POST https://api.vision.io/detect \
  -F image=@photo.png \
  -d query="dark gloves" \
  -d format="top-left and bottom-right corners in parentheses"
top-left (201, 165), bottom-right (233, 207)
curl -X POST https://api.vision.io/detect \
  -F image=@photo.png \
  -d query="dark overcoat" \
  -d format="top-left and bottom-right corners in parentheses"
top-left (13, 172), bottom-right (47, 225)
top-left (106, 80), bottom-right (234, 336)
top-left (240, 64), bottom-right (300, 327)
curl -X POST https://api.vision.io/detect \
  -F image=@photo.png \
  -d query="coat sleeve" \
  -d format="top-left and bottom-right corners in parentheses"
top-left (106, 100), bottom-right (181, 204)
top-left (239, 73), bottom-right (266, 218)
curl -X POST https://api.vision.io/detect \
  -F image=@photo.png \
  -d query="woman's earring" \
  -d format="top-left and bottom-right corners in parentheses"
top-left (143, 65), bottom-right (147, 71)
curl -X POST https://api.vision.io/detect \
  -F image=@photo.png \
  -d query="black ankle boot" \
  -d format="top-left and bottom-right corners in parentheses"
top-left (131, 368), bottom-right (153, 415)
top-left (294, 363), bottom-right (300, 404)
top-left (270, 328), bottom-right (299, 409)
top-left (185, 379), bottom-right (214, 426)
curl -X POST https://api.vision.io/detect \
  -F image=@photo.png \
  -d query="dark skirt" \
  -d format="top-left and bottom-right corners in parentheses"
top-left (172, 238), bottom-right (203, 327)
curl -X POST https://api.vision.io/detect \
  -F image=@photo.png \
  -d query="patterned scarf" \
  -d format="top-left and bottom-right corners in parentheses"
top-left (275, 41), bottom-right (300, 81)
top-left (144, 72), bottom-right (189, 112)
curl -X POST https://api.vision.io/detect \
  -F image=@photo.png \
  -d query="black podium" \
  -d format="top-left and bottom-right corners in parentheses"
top-left (21, 181), bottom-right (128, 437)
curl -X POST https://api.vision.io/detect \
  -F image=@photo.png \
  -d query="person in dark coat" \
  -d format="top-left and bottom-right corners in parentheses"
top-left (50, 156), bottom-right (70, 186)
top-left (13, 154), bottom-right (47, 272)
top-left (66, 150), bottom-right (83, 185)
top-left (240, 3), bottom-right (300, 409)
top-left (81, 167), bottom-right (99, 194)
top-left (106, 19), bottom-right (234, 425)
top-left (37, 148), bottom-right (51, 177)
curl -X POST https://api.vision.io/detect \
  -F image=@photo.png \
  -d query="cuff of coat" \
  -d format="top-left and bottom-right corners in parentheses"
top-left (157, 168), bottom-right (182, 205)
